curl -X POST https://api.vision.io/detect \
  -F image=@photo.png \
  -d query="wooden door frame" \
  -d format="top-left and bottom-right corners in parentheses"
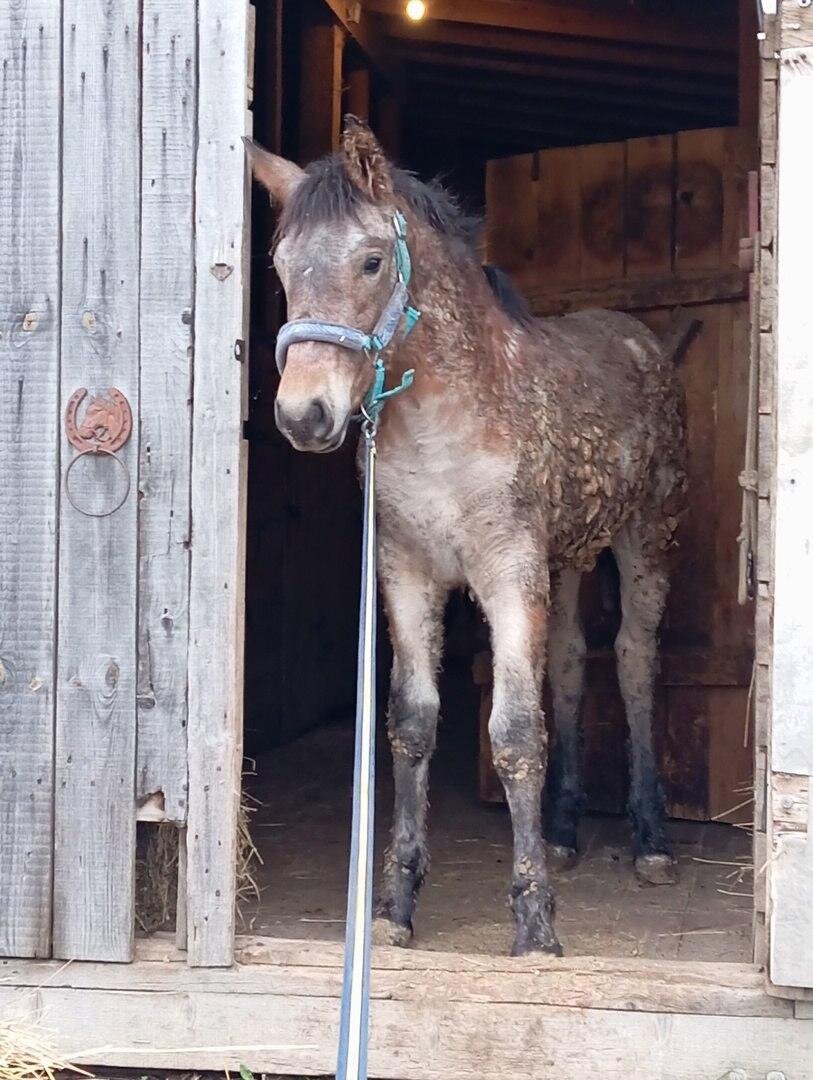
top-left (762, 2), bottom-right (813, 997)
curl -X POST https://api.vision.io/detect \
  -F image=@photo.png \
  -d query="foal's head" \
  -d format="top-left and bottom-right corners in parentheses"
top-left (247, 119), bottom-right (427, 452)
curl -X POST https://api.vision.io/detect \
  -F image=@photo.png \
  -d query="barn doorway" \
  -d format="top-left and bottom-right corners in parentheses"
top-left (241, 0), bottom-right (758, 962)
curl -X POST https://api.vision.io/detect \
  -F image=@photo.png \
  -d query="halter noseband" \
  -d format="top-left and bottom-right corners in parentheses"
top-left (274, 210), bottom-right (420, 423)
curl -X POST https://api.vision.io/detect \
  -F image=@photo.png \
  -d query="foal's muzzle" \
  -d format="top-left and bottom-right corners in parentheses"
top-left (275, 397), bottom-right (339, 452)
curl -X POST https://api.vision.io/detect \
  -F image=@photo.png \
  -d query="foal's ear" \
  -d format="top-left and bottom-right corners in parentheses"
top-left (243, 138), bottom-right (305, 206)
top-left (341, 114), bottom-right (394, 201)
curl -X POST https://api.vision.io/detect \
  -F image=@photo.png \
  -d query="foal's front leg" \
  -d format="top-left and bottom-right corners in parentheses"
top-left (373, 558), bottom-right (447, 947)
top-left (475, 565), bottom-right (562, 957)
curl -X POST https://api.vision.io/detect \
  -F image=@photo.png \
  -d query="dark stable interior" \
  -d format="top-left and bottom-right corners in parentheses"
top-left (241, 0), bottom-right (756, 959)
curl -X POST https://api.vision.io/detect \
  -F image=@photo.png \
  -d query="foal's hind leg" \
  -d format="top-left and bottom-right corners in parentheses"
top-left (373, 560), bottom-right (447, 947)
top-left (474, 563), bottom-right (561, 956)
top-left (612, 523), bottom-right (676, 885)
top-left (545, 568), bottom-right (586, 869)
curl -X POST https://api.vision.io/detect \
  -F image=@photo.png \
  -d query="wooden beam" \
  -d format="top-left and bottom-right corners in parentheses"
top-left (410, 69), bottom-right (735, 122)
top-left (384, 17), bottom-right (737, 77)
top-left (346, 64), bottom-right (371, 120)
top-left (187, 0), bottom-right (251, 967)
top-left (323, 0), bottom-right (401, 87)
top-left (2, 939), bottom-right (812, 1079)
top-left (299, 18), bottom-right (345, 162)
top-left (408, 87), bottom-right (713, 136)
top-left (400, 46), bottom-right (739, 103)
top-left (54, 0), bottom-right (140, 964)
top-left (365, 0), bottom-right (738, 53)
top-left (0, 0), bottom-right (61, 959)
top-left (524, 268), bottom-right (748, 317)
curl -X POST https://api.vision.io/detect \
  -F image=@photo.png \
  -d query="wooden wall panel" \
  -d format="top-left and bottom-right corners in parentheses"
top-left (483, 127), bottom-right (756, 821)
top-left (577, 142), bottom-right (625, 282)
top-left (536, 148), bottom-right (581, 285)
top-left (484, 153), bottom-right (537, 285)
top-left (675, 129), bottom-right (726, 271)
top-left (136, 0), bottom-right (196, 826)
top-left (187, 0), bottom-right (251, 967)
top-left (53, 0), bottom-right (140, 962)
top-left (0, 0), bottom-right (61, 958)
top-left (625, 134), bottom-right (674, 278)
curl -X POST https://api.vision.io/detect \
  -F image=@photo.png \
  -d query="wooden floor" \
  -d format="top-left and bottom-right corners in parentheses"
top-left (245, 721), bottom-right (753, 962)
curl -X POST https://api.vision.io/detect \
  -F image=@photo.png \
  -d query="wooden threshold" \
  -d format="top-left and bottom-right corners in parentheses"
top-left (1, 935), bottom-right (810, 1079)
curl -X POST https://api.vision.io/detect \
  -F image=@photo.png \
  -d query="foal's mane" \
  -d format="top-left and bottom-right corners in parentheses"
top-left (276, 153), bottom-right (534, 327)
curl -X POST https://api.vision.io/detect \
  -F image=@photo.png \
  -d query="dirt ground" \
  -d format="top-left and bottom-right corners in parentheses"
top-left (244, 718), bottom-right (753, 963)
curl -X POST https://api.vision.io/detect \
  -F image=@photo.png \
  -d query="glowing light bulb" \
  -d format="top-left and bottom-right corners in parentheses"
top-left (405, 0), bottom-right (427, 21)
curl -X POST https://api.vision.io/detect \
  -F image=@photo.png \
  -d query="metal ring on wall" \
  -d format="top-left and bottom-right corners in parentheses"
top-left (64, 448), bottom-right (131, 518)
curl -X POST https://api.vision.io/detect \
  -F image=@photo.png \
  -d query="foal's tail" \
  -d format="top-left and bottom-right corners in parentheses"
top-left (659, 307), bottom-right (702, 365)
top-left (482, 264), bottom-right (535, 327)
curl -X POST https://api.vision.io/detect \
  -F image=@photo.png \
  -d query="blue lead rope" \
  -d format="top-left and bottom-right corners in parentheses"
top-left (336, 424), bottom-right (379, 1080)
top-left (274, 211), bottom-right (421, 1080)
top-left (336, 214), bottom-right (419, 1080)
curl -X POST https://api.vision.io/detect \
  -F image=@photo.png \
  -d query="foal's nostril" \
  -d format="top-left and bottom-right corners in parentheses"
top-left (275, 397), bottom-right (334, 446)
top-left (307, 399), bottom-right (326, 429)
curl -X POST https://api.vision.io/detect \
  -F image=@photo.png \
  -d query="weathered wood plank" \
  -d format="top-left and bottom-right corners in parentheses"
top-left (0, 939), bottom-right (793, 1018)
top-left (524, 267), bottom-right (747, 317)
top-left (136, 0), bottom-right (196, 826)
top-left (0, 952), bottom-right (810, 1080)
top-left (187, 0), bottom-right (251, 967)
top-left (768, 46), bottom-right (813, 995)
top-left (53, 0), bottom-right (140, 962)
top-left (771, 49), bottom-right (813, 779)
top-left (770, 832), bottom-right (813, 992)
top-left (781, 2), bottom-right (813, 48)
top-left (0, 0), bottom-right (61, 959)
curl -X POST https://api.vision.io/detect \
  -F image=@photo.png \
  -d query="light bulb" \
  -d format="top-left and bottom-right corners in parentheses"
top-left (405, 0), bottom-right (427, 22)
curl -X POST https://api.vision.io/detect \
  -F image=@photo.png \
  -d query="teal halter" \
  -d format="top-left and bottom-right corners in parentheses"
top-left (274, 210), bottom-right (420, 425)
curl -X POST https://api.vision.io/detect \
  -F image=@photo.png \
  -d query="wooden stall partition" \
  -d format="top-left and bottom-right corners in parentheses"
top-left (481, 127), bottom-right (756, 822)
top-left (0, 0), bottom-right (62, 959)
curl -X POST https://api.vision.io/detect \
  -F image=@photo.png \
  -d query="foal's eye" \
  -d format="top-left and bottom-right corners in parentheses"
top-left (363, 255), bottom-right (382, 275)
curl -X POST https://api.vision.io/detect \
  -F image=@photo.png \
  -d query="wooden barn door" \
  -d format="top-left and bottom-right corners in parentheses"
top-left (481, 125), bottom-right (757, 824)
top-left (0, 0), bottom-right (251, 965)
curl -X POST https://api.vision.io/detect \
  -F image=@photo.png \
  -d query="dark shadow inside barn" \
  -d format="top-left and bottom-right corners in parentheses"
top-left (240, 0), bottom-right (757, 961)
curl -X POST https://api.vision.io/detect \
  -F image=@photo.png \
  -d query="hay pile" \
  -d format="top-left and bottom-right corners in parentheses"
top-left (0, 1011), bottom-right (87, 1080)
top-left (135, 770), bottom-right (263, 935)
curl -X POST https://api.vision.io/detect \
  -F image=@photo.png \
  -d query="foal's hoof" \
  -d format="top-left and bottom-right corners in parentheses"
top-left (635, 852), bottom-right (677, 886)
top-left (547, 844), bottom-right (579, 872)
top-left (372, 916), bottom-right (413, 948)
